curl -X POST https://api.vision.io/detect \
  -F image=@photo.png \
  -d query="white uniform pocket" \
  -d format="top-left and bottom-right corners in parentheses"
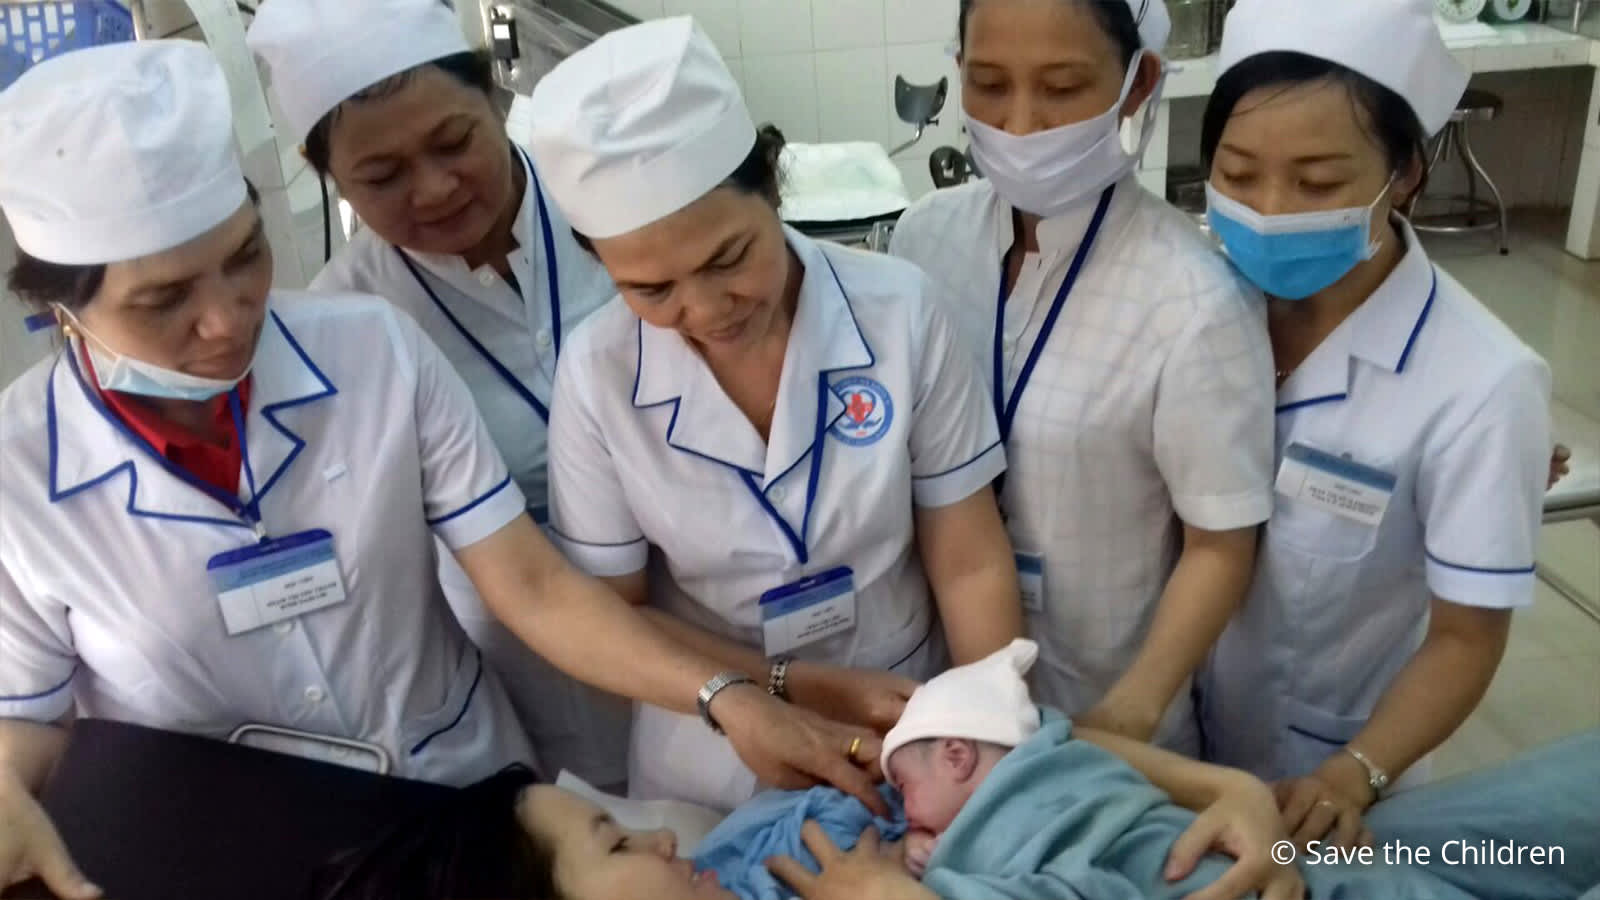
top-left (1281, 695), bottom-right (1366, 779)
top-left (398, 646), bottom-right (485, 761)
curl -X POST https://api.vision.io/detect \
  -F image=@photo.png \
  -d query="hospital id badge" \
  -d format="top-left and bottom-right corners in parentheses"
top-left (207, 529), bottom-right (348, 636)
top-left (1276, 443), bottom-right (1397, 527)
top-left (760, 567), bottom-right (857, 657)
top-left (1015, 551), bottom-right (1046, 614)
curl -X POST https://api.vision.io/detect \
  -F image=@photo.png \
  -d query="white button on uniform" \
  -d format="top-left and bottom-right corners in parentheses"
top-left (304, 685), bottom-right (325, 703)
top-left (770, 485), bottom-right (787, 503)
top-left (275, 621), bottom-right (295, 635)
top-left (478, 271), bottom-right (496, 287)
top-left (536, 329), bottom-right (553, 349)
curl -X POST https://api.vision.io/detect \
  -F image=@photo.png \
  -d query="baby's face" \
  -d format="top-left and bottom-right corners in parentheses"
top-left (890, 744), bottom-right (971, 836)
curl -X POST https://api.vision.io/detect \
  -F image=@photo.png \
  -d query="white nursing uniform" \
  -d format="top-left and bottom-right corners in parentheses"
top-left (547, 228), bottom-right (1006, 807)
top-left (1201, 224), bottom-right (1551, 783)
top-left (312, 146), bottom-right (630, 786)
top-left (0, 293), bottom-right (534, 786)
top-left (892, 176), bottom-right (1277, 754)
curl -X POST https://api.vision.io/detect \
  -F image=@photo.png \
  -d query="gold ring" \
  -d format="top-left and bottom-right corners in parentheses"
top-left (848, 736), bottom-right (863, 762)
top-left (1317, 800), bottom-right (1338, 809)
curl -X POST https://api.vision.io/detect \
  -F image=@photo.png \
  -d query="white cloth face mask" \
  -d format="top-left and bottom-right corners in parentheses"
top-left (58, 305), bottom-right (251, 402)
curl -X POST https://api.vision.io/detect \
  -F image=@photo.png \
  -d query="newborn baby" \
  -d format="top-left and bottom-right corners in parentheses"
top-left (880, 638), bottom-right (1042, 878)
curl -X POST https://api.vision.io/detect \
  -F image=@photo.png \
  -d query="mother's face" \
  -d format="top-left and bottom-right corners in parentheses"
top-left (518, 786), bottom-right (736, 900)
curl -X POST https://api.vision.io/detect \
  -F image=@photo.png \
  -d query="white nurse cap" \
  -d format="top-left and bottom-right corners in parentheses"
top-left (0, 40), bottom-right (247, 266)
top-left (247, 0), bottom-right (471, 143)
top-left (1218, 0), bottom-right (1468, 136)
top-left (1127, 0), bottom-right (1172, 55)
top-left (525, 17), bottom-right (757, 240)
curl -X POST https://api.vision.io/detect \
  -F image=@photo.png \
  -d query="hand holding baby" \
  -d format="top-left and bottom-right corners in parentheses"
top-left (768, 823), bottom-right (938, 900)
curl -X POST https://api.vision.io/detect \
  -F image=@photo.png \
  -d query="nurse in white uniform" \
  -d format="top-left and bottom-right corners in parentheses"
top-left (1197, 0), bottom-right (1552, 850)
top-left (528, 19), bottom-right (1022, 809)
top-left (247, 0), bottom-right (629, 787)
top-left (0, 42), bottom-right (898, 896)
top-left (891, 0), bottom-right (1276, 755)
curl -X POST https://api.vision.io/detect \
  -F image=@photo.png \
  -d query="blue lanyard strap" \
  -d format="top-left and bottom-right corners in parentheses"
top-left (395, 148), bottom-right (563, 424)
top-left (730, 254), bottom-right (857, 566)
top-left (227, 390), bottom-right (264, 535)
top-left (992, 184), bottom-right (1116, 444)
top-left (66, 350), bottom-right (264, 536)
top-left (740, 372), bottom-right (832, 566)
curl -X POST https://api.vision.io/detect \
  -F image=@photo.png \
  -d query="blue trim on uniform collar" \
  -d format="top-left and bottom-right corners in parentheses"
top-left (629, 322), bottom-right (764, 478)
top-left (1275, 393), bottom-right (1349, 415)
top-left (46, 311), bottom-right (337, 528)
top-left (1393, 269), bottom-right (1439, 375)
top-left (629, 247), bottom-right (877, 479)
top-left (47, 353), bottom-right (249, 529)
top-left (249, 310), bottom-right (339, 504)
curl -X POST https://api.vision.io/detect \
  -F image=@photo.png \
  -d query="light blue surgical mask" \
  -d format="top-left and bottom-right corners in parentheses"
top-left (1205, 181), bottom-right (1392, 301)
top-left (59, 305), bottom-right (252, 402)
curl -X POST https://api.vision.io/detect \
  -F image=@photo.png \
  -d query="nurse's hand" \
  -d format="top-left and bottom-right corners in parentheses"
top-left (1549, 444), bottom-right (1571, 491)
top-left (711, 684), bottom-right (890, 816)
top-left (767, 824), bottom-right (938, 900)
top-left (788, 663), bottom-right (918, 736)
top-left (0, 772), bottom-right (101, 899)
top-left (1274, 771), bottom-right (1374, 852)
top-left (1165, 771), bottom-right (1305, 900)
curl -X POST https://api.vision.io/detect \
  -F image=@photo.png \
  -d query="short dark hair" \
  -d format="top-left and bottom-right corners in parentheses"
top-left (7, 181), bottom-right (262, 314)
top-left (305, 766), bottom-right (562, 900)
top-left (1200, 52), bottom-right (1430, 202)
top-left (303, 50), bottom-right (497, 176)
top-left (570, 124), bottom-right (788, 249)
top-left (958, 0), bottom-right (1143, 67)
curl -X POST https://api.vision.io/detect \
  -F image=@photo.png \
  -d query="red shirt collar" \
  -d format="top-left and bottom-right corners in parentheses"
top-left (79, 344), bottom-right (252, 496)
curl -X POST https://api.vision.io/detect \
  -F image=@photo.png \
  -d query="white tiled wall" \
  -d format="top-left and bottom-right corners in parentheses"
top-left (609, 0), bottom-right (965, 198)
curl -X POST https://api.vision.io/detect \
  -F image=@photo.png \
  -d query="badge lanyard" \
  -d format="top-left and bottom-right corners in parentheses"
top-left (741, 373), bottom-right (831, 566)
top-left (67, 350), bottom-right (267, 539)
top-left (992, 184), bottom-right (1116, 445)
top-left (731, 256), bottom-right (853, 567)
top-left (396, 147), bottom-right (563, 424)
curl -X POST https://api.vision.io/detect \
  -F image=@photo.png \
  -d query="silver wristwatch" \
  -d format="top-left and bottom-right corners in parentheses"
top-left (1344, 746), bottom-right (1391, 797)
top-left (697, 671), bottom-right (757, 735)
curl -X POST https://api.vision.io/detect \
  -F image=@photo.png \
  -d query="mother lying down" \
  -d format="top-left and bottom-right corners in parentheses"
top-left (313, 641), bottom-right (1600, 900)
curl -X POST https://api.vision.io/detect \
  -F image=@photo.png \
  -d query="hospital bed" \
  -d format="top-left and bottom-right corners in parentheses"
top-left (1542, 401), bottom-right (1600, 622)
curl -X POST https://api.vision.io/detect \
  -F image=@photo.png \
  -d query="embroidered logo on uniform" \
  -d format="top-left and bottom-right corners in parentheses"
top-left (830, 377), bottom-right (894, 447)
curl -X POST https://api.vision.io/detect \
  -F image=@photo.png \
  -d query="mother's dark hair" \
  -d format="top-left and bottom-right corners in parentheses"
top-left (958, 0), bottom-right (1144, 67)
top-left (305, 766), bottom-right (563, 900)
top-left (1200, 52), bottom-right (1431, 203)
